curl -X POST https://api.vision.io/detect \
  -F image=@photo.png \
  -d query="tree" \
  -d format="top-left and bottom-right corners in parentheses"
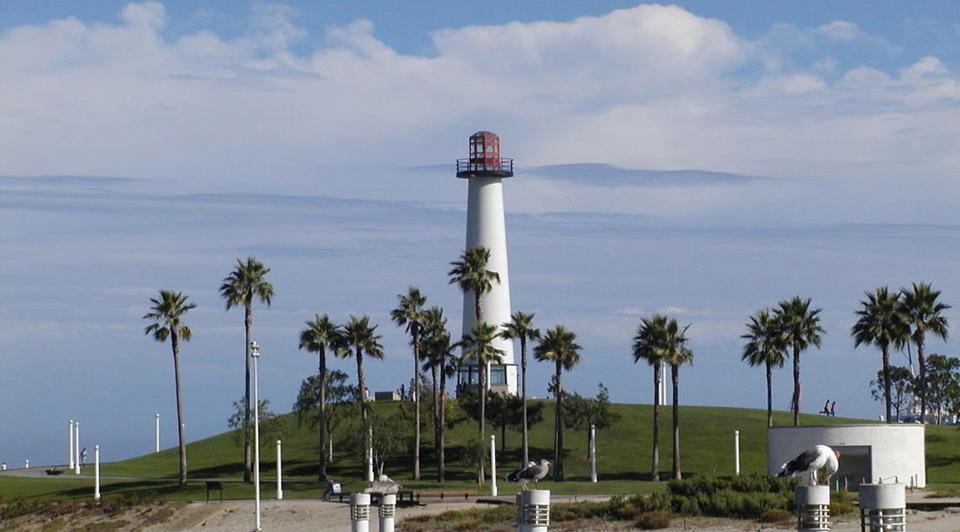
top-left (924, 354), bottom-right (960, 425)
top-left (297, 314), bottom-right (340, 480)
top-left (741, 308), bottom-right (787, 428)
top-left (775, 296), bottom-right (825, 426)
top-left (632, 314), bottom-right (674, 481)
top-left (852, 287), bottom-right (910, 424)
top-left (664, 325), bottom-right (693, 480)
top-left (344, 409), bottom-right (413, 479)
top-left (293, 370), bottom-right (358, 462)
top-left (337, 315), bottom-right (384, 477)
top-left (869, 366), bottom-right (914, 422)
top-left (562, 383), bottom-right (621, 460)
top-left (390, 287), bottom-right (427, 480)
top-left (420, 308), bottom-right (458, 482)
top-left (228, 397), bottom-right (283, 450)
top-left (901, 282), bottom-right (951, 423)
top-left (448, 246), bottom-right (500, 322)
top-left (143, 289), bottom-right (195, 485)
top-left (459, 322), bottom-right (505, 485)
top-left (534, 325), bottom-right (582, 481)
top-left (460, 389), bottom-right (544, 453)
top-left (219, 257), bottom-right (274, 482)
top-left (500, 311), bottom-right (540, 465)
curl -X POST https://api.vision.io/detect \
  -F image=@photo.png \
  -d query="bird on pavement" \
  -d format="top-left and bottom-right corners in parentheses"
top-left (778, 445), bottom-right (839, 485)
top-left (506, 459), bottom-right (550, 490)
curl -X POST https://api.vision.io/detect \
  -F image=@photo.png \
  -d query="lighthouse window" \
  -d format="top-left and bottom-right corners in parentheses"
top-left (490, 365), bottom-right (506, 385)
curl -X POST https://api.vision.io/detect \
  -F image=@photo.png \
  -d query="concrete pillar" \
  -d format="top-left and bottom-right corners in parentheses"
top-left (94, 445), bottom-right (101, 501)
top-left (859, 483), bottom-right (906, 532)
top-left (795, 485), bottom-right (830, 531)
top-left (155, 413), bottom-right (160, 453)
top-left (69, 420), bottom-right (75, 469)
top-left (516, 489), bottom-right (550, 532)
top-left (379, 493), bottom-right (396, 532)
top-left (276, 440), bottom-right (283, 500)
top-left (350, 493), bottom-right (371, 532)
top-left (590, 424), bottom-right (598, 483)
top-left (74, 422), bottom-right (80, 474)
top-left (734, 430), bottom-right (740, 476)
top-left (490, 434), bottom-right (498, 496)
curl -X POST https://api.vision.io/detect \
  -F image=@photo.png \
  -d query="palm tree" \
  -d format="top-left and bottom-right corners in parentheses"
top-left (390, 287), bottom-right (427, 480)
top-left (664, 325), bottom-right (693, 481)
top-left (852, 287), bottom-right (910, 424)
top-left (534, 325), bottom-right (582, 481)
top-left (143, 290), bottom-right (195, 486)
top-left (298, 313), bottom-right (340, 480)
top-left (775, 296), bottom-right (825, 426)
top-left (460, 322), bottom-right (505, 485)
top-left (500, 311), bottom-right (540, 466)
top-left (337, 315), bottom-right (384, 478)
top-left (632, 314), bottom-right (679, 481)
top-left (741, 309), bottom-right (787, 428)
top-left (448, 247), bottom-right (500, 322)
top-left (219, 257), bottom-right (274, 482)
top-left (421, 311), bottom-right (458, 482)
top-left (900, 282), bottom-right (951, 423)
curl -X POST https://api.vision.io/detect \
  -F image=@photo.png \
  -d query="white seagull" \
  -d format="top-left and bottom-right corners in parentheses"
top-left (778, 445), bottom-right (840, 485)
top-left (506, 459), bottom-right (550, 490)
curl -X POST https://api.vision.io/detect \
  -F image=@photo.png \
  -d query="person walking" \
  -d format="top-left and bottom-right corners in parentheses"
top-left (829, 401), bottom-right (837, 417)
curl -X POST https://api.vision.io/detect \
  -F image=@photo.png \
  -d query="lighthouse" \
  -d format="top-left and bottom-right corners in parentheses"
top-left (456, 131), bottom-right (517, 395)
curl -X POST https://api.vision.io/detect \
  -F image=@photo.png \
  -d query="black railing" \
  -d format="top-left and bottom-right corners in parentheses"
top-left (456, 158), bottom-right (513, 176)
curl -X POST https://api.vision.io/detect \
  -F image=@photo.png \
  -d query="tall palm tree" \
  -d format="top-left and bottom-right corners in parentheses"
top-left (421, 311), bottom-right (458, 482)
top-left (534, 325), bottom-right (582, 481)
top-left (500, 311), bottom-right (540, 466)
top-left (460, 322), bottom-right (505, 485)
top-left (143, 290), bottom-right (195, 486)
top-left (298, 313), bottom-right (340, 480)
top-left (775, 296), bottom-right (825, 426)
top-left (448, 247), bottom-right (500, 322)
top-left (852, 287), bottom-right (910, 424)
top-left (900, 282), bottom-right (951, 423)
top-left (741, 309), bottom-right (787, 428)
top-left (219, 257), bottom-right (274, 482)
top-left (664, 325), bottom-right (693, 481)
top-left (390, 287), bottom-right (427, 480)
top-left (337, 315), bottom-right (384, 478)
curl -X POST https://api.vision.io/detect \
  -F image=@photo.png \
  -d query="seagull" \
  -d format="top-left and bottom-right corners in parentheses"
top-left (506, 459), bottom-right (550, 490)
top-left (778, 445), bottom-right (840, 485)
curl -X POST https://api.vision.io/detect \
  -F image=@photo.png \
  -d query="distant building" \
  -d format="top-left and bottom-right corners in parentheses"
top-left (374, 391), bottom-right (401, 401)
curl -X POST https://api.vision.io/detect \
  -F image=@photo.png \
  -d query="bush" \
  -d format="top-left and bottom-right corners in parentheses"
top-left (760, 509), bottom-right (794, 523)
top-left (635, 510), bottom-right (673, 530)
top-left (829, 502), bottom-right (854, 516)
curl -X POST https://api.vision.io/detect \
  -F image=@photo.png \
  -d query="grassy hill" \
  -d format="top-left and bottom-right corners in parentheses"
top-left (2, 401), bottom-right (958, 501)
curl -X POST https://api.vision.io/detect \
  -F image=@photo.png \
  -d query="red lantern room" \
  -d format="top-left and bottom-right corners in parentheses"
top-left (456, 131), bottom-right (514, 178)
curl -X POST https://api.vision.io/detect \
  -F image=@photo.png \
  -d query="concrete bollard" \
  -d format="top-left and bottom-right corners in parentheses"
top-left (795, 485), bottom-right (830, 531)
top-left (516, 489), bottom-right (550, 532)
top-left (350, 493), bottom-right (371, 532)
top-left (490, 435), bottom-right (498, 496)
top-left (859, 483), bottom-right (906, 532)
top-left (94, 445), bottom-right (101, 501)
top-left (379, 493), bottom-right (396, 532)
top-left (276, 440), bottom-right (283, 500)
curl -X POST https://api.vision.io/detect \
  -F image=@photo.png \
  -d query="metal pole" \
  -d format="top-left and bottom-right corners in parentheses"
top-left (253, 343), bottom-right (262, 531)
top-left (155, 413), bottom-right (160, 453)
top-left (276, 440), bottom-right (283, 500)
top-left (590, 424), bottom-right (598, 483)
top-left (94, 445), bottom-right (101, 501)
top-left (69, 420), bottom-right (75, 469)
top-left (734, 430), bottom-right (740, 476)
top-left (75, 422), bottom-right (80, 474)
top-left (490, 434), bottom-right (498, 496)
top-left (366, 426), bottom-right (374, 482)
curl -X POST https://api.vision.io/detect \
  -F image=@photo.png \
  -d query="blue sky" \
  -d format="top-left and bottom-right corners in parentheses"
top-left (1, 1), bottom-right (959, 465)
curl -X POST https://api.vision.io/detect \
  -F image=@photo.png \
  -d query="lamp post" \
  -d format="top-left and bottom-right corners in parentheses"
top-left (251, 340), bottom-right (262, 531)
top-left (155, 413), bottom-right (160, 453)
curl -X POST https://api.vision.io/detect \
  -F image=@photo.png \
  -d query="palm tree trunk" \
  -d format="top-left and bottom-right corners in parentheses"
top-left (792, 343), bottom-right (801, 426)
top-left (171, 332), bottom-right (187, 485)
top-left (521, 337), bottom-right (529, 466)
top-left (356, 347), bottom-right (369, 477)
top-left (243, 304), bottom-right (252, 483)
top-left (318, 347), bottom-right (328, 480)
top-left (413, 327), bottom-right (421, 481)
top-left (651, 362), bottom-right (660, 481)
top-left (432, 365), bottom-right (439, 467)
top-left (671, 363), bottom-right (681, 481)
top-left (439, 358), bottom-right (447, 482)
top-left (554, 361), bottom-right (563, 481)
top-left (917, 337), bottom-right (927, 423)
top-left (478, 364), bottom-right (486, 485)
top-left (882, 345), bottom-right (893, 424)
top-left (766, 361), bottom-right (773, 428)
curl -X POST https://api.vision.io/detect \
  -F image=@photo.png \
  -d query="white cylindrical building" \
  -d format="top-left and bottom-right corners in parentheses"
top-left (456, 131), bottom-right (517, 395)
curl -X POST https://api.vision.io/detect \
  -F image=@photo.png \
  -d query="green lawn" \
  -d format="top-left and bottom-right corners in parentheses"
top-left (2, 402), bottom-right (958, 502)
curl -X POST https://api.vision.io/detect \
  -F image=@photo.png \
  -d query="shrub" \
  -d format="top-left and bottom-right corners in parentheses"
top-left (760, 509), bottom-right (794, 523)
top-left (829, 502), bottom-right (854, 516)
top-left (635, 510), bottom-right (673, 530)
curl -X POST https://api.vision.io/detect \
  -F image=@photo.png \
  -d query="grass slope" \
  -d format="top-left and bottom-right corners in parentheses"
top-left (3, 402), bottom-right (958, 501)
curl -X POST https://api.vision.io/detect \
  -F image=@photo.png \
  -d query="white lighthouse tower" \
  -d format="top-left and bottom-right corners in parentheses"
top-left (456, 131), bottom-right (517, 395)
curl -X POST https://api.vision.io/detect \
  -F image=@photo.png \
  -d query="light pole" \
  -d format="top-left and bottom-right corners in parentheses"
top-left (155, 413), bottom-right (160, 453)
top-left (251, 340), bottom-right (262, 531)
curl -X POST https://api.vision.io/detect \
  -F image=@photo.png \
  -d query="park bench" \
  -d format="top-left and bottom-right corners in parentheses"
top-left (333, 490), bottom-right (417, 506)
top-left (411, 489), bottom-right (478, 503)
top-left (205, 481), bottom-right (223, 502)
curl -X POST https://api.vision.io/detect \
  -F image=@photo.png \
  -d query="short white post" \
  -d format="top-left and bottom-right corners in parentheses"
top-left (25, 459), bottom-right (29, 469)
top-left (859, 483), bottom-right (906, 532)
top-left (276, 439), bottom-right (283, 500)
top-left (795, 485), bottom-right (830, 531)
top-left (1, 463), bottom-right (6, 471)
top-left (733, 430), bottom-right (740, 476)
top-left (350, 493), bottom-right (371, 532)
top-left (155, 413), bottom-right (160, 453)
top-left (74, 422), bottom-right (81, 474)
top-left (590, 424), bottom-right (598, 483)
top-left (379, 493), bottom-right (396, 532)
top-left (366, 426), bottom-right (374, 482)
top-left (490, 434), bottom-right (498, 496)
top-left (69, 420), bottom-right (75, 469)
top-left (516, 489), bottom-right (550, 532)
top-left (94, 445), bottom-right (101, 501)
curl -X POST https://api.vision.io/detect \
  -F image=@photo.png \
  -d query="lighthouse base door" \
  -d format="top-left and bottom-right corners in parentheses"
top-left (833, 445), bottom-right (871, 491)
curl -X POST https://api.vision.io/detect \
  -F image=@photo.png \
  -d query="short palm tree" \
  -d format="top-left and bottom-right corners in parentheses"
top-left (900, 282), bottom-right (950, 423)
top-left (143, 290), bottom-right (195, 486)
top-left (420, 306), bottom-right (447, 469)
top-left (448, 247), bottom-right (500, 322)
top-left (421, 311), bottom-right (458, 482)
top-left (632, 314), bottom-right (671, 481)
top-left (298, 313), bottom-right (340, 480)
top-left (664, 326), bottom-right (693, 481)
top-left (775, 296), bottom-right (824, 426)
top-left (460, 322), bottom-right (505, 485)
top-left (852, 287), bottom-right (909, 424)
top-left (534, 325), bottom-right (582, 481)
top-left (337, 315), bottom-right (384, 478)
top-left (219, 257), bottom-right (274, 482)
top-left (741, 309), bottom-right (787, 428)
top-left (500, 311), bottom-right (540, 466)
top-left (390, 287), bottom-right (427, 480)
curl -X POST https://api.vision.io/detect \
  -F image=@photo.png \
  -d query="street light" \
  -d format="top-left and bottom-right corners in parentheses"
top-left (250, 340), bottom-right (262, 531)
